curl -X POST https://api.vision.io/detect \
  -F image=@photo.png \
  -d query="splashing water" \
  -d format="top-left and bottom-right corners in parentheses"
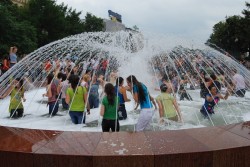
top-left (0, 31), bottom-right (250, 132)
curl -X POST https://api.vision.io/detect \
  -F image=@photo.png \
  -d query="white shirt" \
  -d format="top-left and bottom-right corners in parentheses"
top-left (233, 73), bottom-right (245, 91)
top-left (82, 61), bottom-right (90, 70)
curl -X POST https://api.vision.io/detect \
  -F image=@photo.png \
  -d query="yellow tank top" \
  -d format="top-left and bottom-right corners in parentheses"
top-left (9, 87), bottom-right (24, 112)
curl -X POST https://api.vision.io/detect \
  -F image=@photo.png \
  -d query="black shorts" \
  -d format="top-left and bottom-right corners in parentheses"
top-left (235, 89), bottom-right (246, 97)
top-left (10, 109), bottom-right (23, 118)
top-left (102, 119), bottom-right (119, 132)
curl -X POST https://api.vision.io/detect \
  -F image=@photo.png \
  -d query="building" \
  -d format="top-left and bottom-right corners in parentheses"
top-left (11, 0), bottom-right (29, 6)
top-left (103, 19), bottom-right (126, 32)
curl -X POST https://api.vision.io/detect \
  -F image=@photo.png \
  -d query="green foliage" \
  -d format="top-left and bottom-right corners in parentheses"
top-left (0, 0), bottom-right (104, 58)
top-left (207, 2), bottom-right (250, 59)
top-left (83, 13), bottom-right (104, 32)
top-left (0, 0), bottom-right (37, 56)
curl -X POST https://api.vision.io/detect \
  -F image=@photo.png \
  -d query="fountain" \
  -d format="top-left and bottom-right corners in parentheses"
top-left (0, 31), bottom-right (250, 167)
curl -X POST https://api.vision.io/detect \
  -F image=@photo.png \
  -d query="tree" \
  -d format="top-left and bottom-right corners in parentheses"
top-left (24, 0), bottom-right (67, 46)
top-left (0, 0), bottom-right (37, 56)
top-left (242, 2), bottom-right (250, 54)
top-left (64, 7), bottom-right (85, 35)
top-left (0, 0), bottom-right (104, 57)
top-left (207, 3), bottom-right (250, 59)
top-left (83, 13), bottom-right (104, 32)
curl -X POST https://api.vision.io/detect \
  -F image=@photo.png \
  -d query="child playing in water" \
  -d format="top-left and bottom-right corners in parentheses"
top-left (200, 86), bottom-right (230, 118)
top-left (0, 78), bottom-right (26, 118)
top-left (156, 83), bottom-right (182, 123)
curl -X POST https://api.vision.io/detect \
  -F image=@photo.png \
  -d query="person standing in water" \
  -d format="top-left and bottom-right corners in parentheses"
top-left (156, 84), bottom-right (182, 123)
top-left (66, 75), bottom-right (88, 124)
top-left (100, 83), bottom-right (120, 132)
top-left (126, 75), bottom-right (157, 131)
top-left (0, 78), bottom-right (26, 118)
top-left (232, 69), bottom-right (246, 97)
top-left (115, 77), bottom-right (131, 120)
top-left (200, 86), bottom-right (230, 118)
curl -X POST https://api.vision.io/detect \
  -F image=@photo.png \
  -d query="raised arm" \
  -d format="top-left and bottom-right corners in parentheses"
top-left (218, 91), bottom-right (230, 100)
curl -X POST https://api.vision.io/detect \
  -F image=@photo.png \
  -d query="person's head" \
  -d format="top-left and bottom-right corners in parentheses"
top-left (14, 78), bottom-right (23, 89)
top-left (210, 73), bottom-right (217, 81)
top-left (70, 75), bottom-right (80, 92)
top-left (160, 84), bottom-right (168, 92)
top-left (85, 69), bottom-right (91, 75)
top-left (116, 77), bottom-right (124, 86)
top-left (68, 74), bottom-right (74, 84)
top-left (209, 86), bottom-right (217, 95)
top-left (126, 75), bottom-right (138, 88)
top-left (82, 74), bottom-right (90, 82)
top-left (61, 73), bottom-right (67, 82)
top-left (12, 46), bottom-right (18, 53)
top-left (57, 72), bottom-right (63, 80)
top-left (104, 83), bottom-right (115, 105)
top-left (46, 73), bottom-right (54, 85)
top-left (126, 75), bottom-right (146, 103)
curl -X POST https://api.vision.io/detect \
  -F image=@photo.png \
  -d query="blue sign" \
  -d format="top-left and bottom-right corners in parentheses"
top-left (108, 10), bottom-right (122, 22)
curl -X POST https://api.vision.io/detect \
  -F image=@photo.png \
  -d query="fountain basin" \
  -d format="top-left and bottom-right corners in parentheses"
top-left (0, 122), bottom-right (250, 167)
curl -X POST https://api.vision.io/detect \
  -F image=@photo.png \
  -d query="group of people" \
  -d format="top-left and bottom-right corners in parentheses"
top-left (152, 52), bottom-right (247, 120)
top-left (0, 51), bottom-right (247, 132)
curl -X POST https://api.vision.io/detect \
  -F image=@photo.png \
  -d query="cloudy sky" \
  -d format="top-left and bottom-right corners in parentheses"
top-left (56, 0), bottom-right (246, 43)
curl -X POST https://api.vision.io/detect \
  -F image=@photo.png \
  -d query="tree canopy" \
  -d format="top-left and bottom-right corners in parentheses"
top-left (207, 2), bottom-right (250, 59)
top-left (0, 0), bottom-right (104, 57)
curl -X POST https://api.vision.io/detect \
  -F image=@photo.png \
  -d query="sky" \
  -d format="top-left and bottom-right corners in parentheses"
top-left (56, 0), bottom-right (247, 43)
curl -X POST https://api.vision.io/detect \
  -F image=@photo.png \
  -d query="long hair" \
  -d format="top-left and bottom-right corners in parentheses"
top-left (126, 75), bottom-right (146, 103)
top-left (47, 73), bottom-right (54, 85)
top-left (104, 83), bottom-right (115, 105)
top-left (70, 75), bottom-right (80, 93)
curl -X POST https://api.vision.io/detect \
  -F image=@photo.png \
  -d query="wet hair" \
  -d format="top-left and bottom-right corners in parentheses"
top-left (209, 85), bottom-right (217, 91)
top-left (85, 69), bottom-right (91, 74)
top-left (160, 84), bottom-right (168, 92)
top-left (126, 75), bottom-right (146, 103)
top-left (68, 74), bottom-right (74, 84)
top-left (61, 74), bottom-right (67, 82)
top-left (70, 75), bottom-right (80, 93)
top-left (116, 77), bottom-right (124, 86)
top-left (57, 72), bottom-right (63, 80)
top-left (15, 78), bottom-right (24, 90)
top-left (210, 74), bottom-right (217, 80)
top-left (104, 83), bottom-right (115, 105)
top-left (47, 73), bottom-right (54, 85)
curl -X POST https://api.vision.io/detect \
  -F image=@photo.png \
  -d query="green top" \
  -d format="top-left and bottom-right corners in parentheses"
top-left (102, 96), bottom-right (119, 120)
top-left (9, 88), bottom-right (24, 112)
top-left (66, 86), bottom-right (87, 112)
top-left (156, 93), bottom-right (176, 118)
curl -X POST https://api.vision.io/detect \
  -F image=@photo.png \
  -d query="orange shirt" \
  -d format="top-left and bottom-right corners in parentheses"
top-left (2, 59), bottom-right (9, 70)
top-left (45, 62), bottom-right (52, 72)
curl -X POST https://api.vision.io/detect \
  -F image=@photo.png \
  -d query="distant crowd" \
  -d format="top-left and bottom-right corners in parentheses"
top-left (0, 47), bottom-right (248, 132)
